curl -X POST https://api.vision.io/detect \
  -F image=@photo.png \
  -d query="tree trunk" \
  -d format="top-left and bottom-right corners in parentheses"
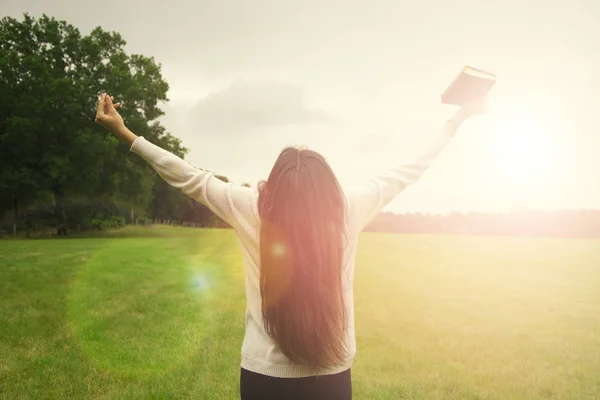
top-left (130, 204), bottom-right (135, 224)
top-left (13, 196), bottom-right (19, 224)
top-left (54, 187), bottom-right (68, 234)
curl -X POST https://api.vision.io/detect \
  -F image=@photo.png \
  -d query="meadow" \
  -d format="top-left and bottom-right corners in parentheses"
top-left (1, 226), bottom-right (599, 399)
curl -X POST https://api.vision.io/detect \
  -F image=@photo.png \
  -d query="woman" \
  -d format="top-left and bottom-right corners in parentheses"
top-left (95, 92), bottom-right (487, 399)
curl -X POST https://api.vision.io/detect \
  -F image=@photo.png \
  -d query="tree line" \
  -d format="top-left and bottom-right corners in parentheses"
top-left (364, 209), bottom-right (600, 238)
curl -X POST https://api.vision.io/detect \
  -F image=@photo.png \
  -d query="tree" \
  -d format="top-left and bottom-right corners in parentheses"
top-left (0, 14), bottom-right (185, 231)
top-left (0, 16), bottom-right (46, 223)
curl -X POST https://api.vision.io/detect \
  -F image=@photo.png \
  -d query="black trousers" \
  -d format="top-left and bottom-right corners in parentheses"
top-left (240, 368), bottom-right (352, 400)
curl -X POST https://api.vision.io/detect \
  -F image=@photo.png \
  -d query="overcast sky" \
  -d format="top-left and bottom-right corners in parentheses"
top-left (2, 0), bottom-right (599, 213)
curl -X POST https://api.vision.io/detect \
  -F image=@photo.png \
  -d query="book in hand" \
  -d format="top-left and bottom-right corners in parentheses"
top-left (441, 66), bottom-right (496, 106)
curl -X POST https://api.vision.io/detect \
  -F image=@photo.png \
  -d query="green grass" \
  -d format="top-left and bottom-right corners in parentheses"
top-left (1, 227), bottom-right (599, 399)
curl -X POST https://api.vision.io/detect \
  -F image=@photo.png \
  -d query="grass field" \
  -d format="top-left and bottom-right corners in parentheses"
top-left (1, 226), bottom-right (600, 399)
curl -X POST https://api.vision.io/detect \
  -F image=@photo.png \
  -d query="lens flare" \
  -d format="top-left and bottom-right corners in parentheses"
top-left (272, 243), bottom-right (287, 257)
top-left (191, 273), bottom-right (211, 293)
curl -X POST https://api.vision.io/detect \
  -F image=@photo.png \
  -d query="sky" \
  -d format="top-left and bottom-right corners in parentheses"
top-left (2, 0), bottom-right (599, 214)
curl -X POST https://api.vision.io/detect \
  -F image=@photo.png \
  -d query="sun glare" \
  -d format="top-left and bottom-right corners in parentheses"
top-left (493, 118), bottom-right (549, 185)
top-left (484, 88), bottom-right (561, 192)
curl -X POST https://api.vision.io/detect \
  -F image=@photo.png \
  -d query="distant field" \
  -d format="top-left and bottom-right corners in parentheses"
top-left (1, 226), bottom-right (599, 399)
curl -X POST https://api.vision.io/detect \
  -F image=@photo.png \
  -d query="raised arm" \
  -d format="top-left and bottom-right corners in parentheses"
top-left (347, 100), bottom-right (488, 231)
top-left (94, 93), bottom-right (256, 230)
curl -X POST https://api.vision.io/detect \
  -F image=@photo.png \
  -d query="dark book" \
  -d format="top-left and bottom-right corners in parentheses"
top-left (441, 66), bottom-right (496, 106)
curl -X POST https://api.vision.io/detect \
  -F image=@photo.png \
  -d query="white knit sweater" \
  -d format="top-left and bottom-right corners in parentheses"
top-left (130, 121), bottom-right (457, 378)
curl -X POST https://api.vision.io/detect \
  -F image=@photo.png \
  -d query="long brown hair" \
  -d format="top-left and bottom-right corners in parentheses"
top-left (258, 146), bottom-right (348, 370)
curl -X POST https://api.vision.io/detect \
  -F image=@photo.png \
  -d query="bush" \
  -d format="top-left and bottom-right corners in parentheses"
top-left (89, 215), bottom-right (126, 230)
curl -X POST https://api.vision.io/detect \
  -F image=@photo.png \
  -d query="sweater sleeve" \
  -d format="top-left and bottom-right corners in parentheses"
top-left (347, 120), bottom-right (458, 231)
top-left (130, 136), bottom-right (256, 229)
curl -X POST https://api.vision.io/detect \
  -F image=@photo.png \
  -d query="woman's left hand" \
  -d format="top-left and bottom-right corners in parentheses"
top-left (95, 92), bottom-right (125, 134)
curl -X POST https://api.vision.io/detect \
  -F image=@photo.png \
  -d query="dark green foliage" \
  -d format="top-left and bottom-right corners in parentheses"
top-left (0, 14), bottom-right (209, 232)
